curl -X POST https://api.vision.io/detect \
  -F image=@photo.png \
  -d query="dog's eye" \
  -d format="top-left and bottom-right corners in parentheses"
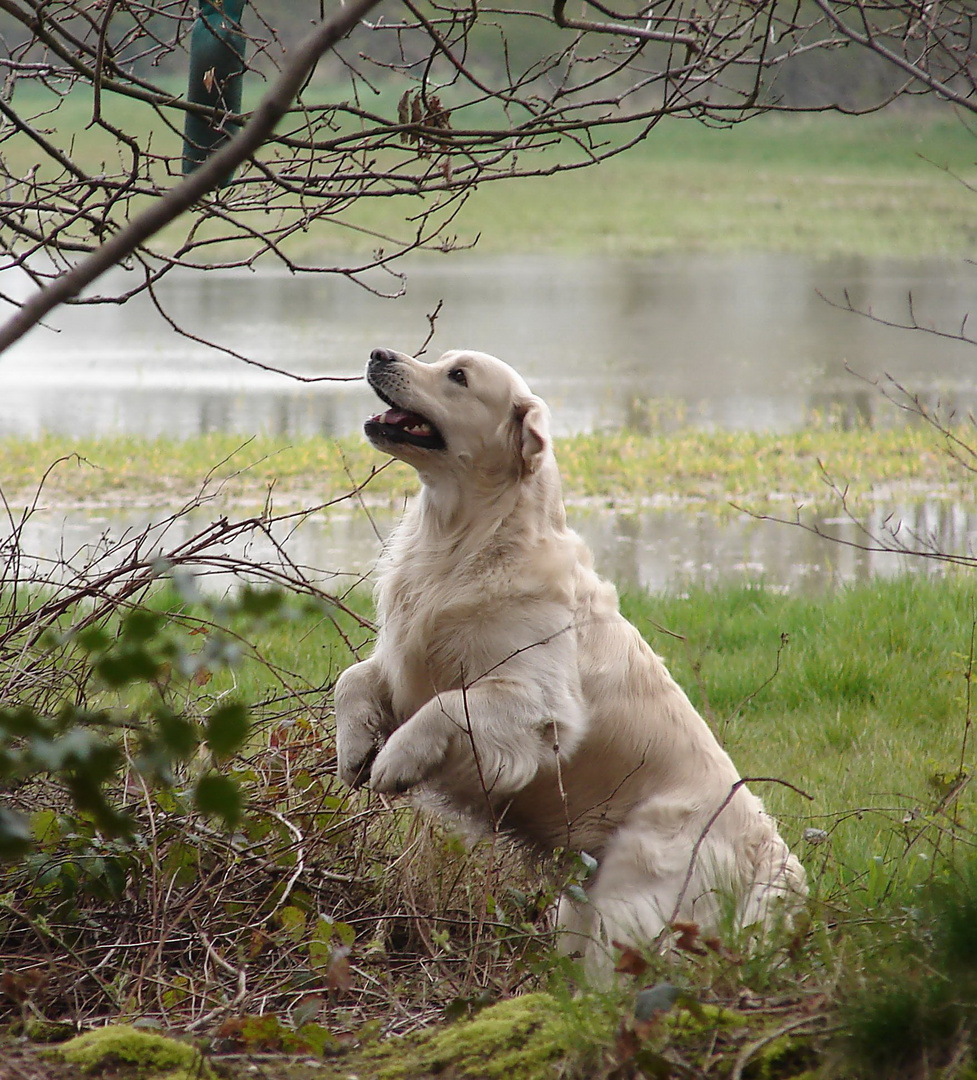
top-left (447, 368), bottom-right (468, 387)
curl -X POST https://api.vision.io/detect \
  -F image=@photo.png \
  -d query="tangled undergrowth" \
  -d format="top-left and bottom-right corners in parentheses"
top-left (0, 591), bottom-right (554, 1036)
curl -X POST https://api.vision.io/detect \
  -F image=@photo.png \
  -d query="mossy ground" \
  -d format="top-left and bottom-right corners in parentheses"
top-left (57, 1025), bottom-right (210, 1078)
top-left (363, 993), bottom-right (581, 1080)
top-left (6, 993), bottom-right (824, 1080)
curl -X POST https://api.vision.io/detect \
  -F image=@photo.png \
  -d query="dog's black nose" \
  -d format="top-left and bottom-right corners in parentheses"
top-left (370, 348), bottom-right (397, 365)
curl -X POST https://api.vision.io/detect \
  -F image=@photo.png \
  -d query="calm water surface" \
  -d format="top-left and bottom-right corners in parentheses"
top-left (2, 252), bottom-right (975, 591)
top-left (1, 252), bottom-right (976, 438)
top-left (12, 494), bottom-right (975, 595)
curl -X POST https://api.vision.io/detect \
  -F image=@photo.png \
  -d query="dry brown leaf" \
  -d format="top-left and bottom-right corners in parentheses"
top-left (612, 939), bottom-right (650, 976)
top-left (671, 920), bottom-right (707, 955)
top-left (326, 946), bottom-right (352, 996)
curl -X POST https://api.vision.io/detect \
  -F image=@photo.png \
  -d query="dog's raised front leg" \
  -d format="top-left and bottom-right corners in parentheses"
top-left (369, 678), bottom-right (580, 800)
top-left (334, 658), bottom-right (394, 787)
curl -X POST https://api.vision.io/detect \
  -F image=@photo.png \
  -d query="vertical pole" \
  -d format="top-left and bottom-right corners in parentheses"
top-left (182, 0), bottom-right (248, 183)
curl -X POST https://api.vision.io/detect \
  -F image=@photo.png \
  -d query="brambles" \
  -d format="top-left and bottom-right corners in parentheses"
top-left (0, 581), bottom-right (323, 854)
top-left (0, 496), bottom-right (560, 1030)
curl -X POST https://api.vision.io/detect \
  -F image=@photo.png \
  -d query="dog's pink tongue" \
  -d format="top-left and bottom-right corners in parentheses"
top-left (383, 409), bottom-right (412, 426)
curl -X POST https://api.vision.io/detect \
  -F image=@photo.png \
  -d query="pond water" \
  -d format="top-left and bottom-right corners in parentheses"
top-left (1, 252), bottom-right (976, 438)
top-left (11, 489), bottom-right (975, 597)
top-left (2, 252), bottom-right (975, 592)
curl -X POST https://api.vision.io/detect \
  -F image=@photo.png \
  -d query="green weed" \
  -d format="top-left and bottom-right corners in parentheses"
top-left (0, 424), bottom-right (967, 507)
top-left (839, 855), bottom-right (977, 1078)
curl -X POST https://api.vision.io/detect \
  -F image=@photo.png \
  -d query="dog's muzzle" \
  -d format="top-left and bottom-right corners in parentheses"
top-left (364, 349), bottom-right (446, 451)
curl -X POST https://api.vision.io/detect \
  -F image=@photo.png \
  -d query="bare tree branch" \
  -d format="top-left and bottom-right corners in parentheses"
top-left (0, 0), bottom-right (385, 355)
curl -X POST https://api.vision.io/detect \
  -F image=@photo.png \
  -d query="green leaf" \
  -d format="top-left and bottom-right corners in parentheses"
top-left (121, 610), bottom-right (165, 643)
top-left (0, 706), bottom-right (47, 739)
top-left (578, 850), bottom-right (599, 878)
top-left (333, 920), bottom-right (356, 948)
top-left (205, 702), bottom-right (250, 757)
top-left (0, 807), bottom-right (33, 861)
top-left (63, 775), bottom-right (132, 837)
top-left (96, 647), bottom-right (161, 687)
top-left (74, 626), bottom-right (113, 653)
top-left (280, 905), bottom-right (307, 942)
top-left (155, 710), bottom-right (199, 759)
top-left (30, 729), bottom-right (120, 780)
top-left (295, 1021), bottom-right (338, 1059)
top-left (30, 810), bottom-right (61, 849)
top-left (194, 773), bottom-right (242, 827)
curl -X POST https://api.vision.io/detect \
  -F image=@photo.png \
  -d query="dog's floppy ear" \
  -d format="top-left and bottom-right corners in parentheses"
top-left (514, 397), bottom-right (550, 475)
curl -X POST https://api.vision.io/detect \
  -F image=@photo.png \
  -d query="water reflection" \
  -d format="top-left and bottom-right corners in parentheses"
top-left (581, 498), bottom-right (977, 593)
top-left (1, 253), bottom-right (975, 439)
top-left (12, 494), bottom-right (975, 596)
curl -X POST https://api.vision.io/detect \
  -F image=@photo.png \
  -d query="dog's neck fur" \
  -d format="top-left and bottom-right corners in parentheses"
top-left (409, 452), bottom-right (567, 556)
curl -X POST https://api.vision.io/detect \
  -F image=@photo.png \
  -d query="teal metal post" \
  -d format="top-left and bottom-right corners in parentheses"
top-left (182, 0), bottom-right (248, 182)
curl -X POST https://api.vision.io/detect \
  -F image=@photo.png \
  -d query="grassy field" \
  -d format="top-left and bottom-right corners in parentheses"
top-left (626, 578), bottom-right (975, 876)
top-left (6, 78), bottom-right (977, 257)
top-left (0, 421), bottom-right (969, 508)
top-left (207, 572), bottom-right (977, 884)
top-left (412, 110), bottom-right (977, 259)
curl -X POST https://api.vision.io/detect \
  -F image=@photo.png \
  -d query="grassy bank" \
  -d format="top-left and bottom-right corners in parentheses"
top-left (0, 422), bottom-right (968, 508)
top-left (392, 110), bottom-right (977, 259)
top-left (6, 79), bottom-right (976, 257)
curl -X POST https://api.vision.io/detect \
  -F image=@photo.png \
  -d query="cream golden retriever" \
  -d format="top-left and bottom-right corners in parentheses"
top-left (335, 347), bottom-right (806, 969)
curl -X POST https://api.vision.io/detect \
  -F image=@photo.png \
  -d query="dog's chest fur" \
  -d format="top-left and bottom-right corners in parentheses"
top-left (377, 541), bottom-right (522, 715)
top-left (375, 509), bottom-right (578, 723)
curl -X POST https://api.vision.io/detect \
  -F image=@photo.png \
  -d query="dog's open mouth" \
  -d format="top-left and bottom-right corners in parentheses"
top-left (365, 406), bottom-right (446, 451)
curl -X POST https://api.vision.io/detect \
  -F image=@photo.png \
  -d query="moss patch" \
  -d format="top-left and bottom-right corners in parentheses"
top-left (353, 990), bottom-right (752, 1080)
top-left (364, 993), bottom-right (607, 1080)
top-left (58, 1025), bottom-right (210, 1078)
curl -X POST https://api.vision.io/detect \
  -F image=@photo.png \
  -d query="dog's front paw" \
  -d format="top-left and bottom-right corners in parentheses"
top-left (336, 722), bottom-right (383, 788)
top-left (369, 725), bottom-right (446, 795)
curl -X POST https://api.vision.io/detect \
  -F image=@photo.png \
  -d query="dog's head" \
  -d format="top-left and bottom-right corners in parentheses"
top-left (364, 348), bottom-right (552, 483)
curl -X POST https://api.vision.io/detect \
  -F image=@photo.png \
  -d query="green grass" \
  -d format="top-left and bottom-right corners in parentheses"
top-left (1, 423), bottom-right (968, 508)
top-left (623, 577), bottom-right (974, 878)
top-left (143, 570), bottom-right (977, 962)
top-left (6, 76), bottom-right (976, 257)
top-left (141, 565), bottom-right (977, 913)
top-left (440, 111), bottom-right (977, 258)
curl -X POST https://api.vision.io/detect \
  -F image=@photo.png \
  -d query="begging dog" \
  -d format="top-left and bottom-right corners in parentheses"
top-left (334, 347), bottom-right (806, 969)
